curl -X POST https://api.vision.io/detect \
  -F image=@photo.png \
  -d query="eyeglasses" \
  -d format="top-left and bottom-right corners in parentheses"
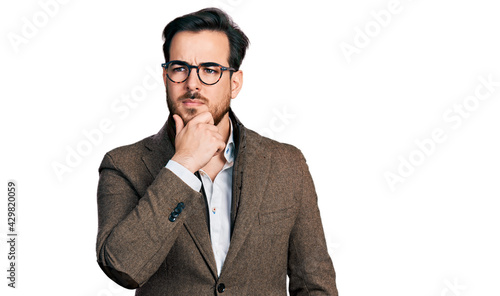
top-left (161, 60), bottom-right (235, 85)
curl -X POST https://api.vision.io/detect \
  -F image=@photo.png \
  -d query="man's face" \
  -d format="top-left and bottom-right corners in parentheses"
top-left (165, 30), bottom-right (242, 125)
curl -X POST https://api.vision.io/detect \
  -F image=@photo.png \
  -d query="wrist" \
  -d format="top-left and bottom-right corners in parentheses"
top-left (171, 154), bottom-right (197, 173)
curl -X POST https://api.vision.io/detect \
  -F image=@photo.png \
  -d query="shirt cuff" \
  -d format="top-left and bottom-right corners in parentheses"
top-left (166, 160), bottom-right (202, 192)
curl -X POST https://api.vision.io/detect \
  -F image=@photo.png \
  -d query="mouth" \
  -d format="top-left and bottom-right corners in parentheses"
top-left (181, 98), bottom-right (205, 107)
top-left (179, 91), bottom-right (207, 108)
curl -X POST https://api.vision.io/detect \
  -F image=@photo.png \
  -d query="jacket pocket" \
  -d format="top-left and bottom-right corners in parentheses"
top-left (258, 206), bottom-right (295, 225)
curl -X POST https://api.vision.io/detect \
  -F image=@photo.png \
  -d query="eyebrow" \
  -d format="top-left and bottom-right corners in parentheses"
top-left (171, 60), bottom-right (222, 65)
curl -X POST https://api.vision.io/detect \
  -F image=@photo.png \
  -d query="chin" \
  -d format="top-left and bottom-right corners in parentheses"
top-left (182, 108), bottom-right (198, 121)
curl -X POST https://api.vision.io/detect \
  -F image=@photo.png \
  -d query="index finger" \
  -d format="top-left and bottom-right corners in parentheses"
top-left (189, 111), bottom-right (214, 125)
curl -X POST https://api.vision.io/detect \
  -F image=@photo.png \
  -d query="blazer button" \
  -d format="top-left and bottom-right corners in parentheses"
top-left (174, 202), bottom-right (185, 213)
top-left (217, 283), bottom-right (225, 293)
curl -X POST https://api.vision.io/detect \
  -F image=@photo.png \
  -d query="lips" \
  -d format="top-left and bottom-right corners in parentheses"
top-left (176, 91), bottom-right (209, 111)
top-left (181, 98), bottom-right (204, 105)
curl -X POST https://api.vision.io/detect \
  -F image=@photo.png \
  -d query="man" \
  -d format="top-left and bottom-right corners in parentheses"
top-left (96, 7), bottom-right (338, 295)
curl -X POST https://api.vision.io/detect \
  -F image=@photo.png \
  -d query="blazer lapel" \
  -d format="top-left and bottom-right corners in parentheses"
top-left (142, 119), bottom-right (175, 178)
top-left (142, 118), bottom-right (218, 279)
top-left (222, 130), bottom-right (272, 275)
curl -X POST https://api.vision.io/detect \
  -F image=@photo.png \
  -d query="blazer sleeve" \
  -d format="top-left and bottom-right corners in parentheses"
top-left (95, 152), bottom-right (203, 288)
top-left (287, 152), bottom-right (339, 295)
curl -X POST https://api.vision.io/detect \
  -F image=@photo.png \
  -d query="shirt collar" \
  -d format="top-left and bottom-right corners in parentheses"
top-left (224, 118), bottom-right (235, 164)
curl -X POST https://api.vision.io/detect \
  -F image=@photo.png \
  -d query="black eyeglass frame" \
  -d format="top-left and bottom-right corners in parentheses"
top-left (161, 60), bottom-right (236, 85)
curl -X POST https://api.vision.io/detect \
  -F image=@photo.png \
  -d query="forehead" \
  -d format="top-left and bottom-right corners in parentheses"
top-left (169, 30), bottom-right (230, 65)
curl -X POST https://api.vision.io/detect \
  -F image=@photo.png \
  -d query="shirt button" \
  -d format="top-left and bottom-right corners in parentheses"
top-left (217, 283), bottom-right (225, 293)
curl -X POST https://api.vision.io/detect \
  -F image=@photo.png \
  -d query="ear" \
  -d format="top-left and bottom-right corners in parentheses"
top-left (230, 70), bottom-right (243, 99)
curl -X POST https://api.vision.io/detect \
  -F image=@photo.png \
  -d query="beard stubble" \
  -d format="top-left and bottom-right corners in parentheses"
top-left (167, 90), bottom-right (231, 126)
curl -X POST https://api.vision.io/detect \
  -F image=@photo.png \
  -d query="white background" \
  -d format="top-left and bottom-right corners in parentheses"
top-left (1, 0), bottom-right (499, 295)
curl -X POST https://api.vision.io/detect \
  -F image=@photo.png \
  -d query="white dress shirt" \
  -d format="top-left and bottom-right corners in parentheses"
top-left (165, 119), bottom-right (235, 277)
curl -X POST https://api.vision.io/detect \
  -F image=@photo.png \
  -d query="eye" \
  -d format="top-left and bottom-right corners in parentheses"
top-left (171, 65), bottom-right (187, 72)
top-left (202, 66), bottom-right (220, 75)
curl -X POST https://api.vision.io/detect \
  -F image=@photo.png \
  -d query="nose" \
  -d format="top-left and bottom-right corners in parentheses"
top-left (185, 67), bottom-right (202, 92)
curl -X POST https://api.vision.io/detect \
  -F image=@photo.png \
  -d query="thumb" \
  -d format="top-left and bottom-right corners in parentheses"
top-left (172, 114), bottom-right (184, 136)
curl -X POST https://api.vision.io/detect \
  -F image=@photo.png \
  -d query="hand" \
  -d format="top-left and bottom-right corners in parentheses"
top-left (171, 112), bottom-right (226, 173)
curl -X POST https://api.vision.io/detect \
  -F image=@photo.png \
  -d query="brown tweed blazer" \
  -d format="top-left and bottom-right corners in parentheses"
top-left (96, 110), bottom-right (338, 295)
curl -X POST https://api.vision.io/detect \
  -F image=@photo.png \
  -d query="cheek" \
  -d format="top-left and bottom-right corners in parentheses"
top-left (214, 81), bottom-right (232, 98)
top-left (211, 88), bottom-right (230, 105)
top-left (167, 83), bottom-right (182, 98)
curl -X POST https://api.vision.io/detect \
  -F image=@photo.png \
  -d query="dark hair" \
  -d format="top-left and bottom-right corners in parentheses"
top-left (162, 7), bottom-right (250, 71)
